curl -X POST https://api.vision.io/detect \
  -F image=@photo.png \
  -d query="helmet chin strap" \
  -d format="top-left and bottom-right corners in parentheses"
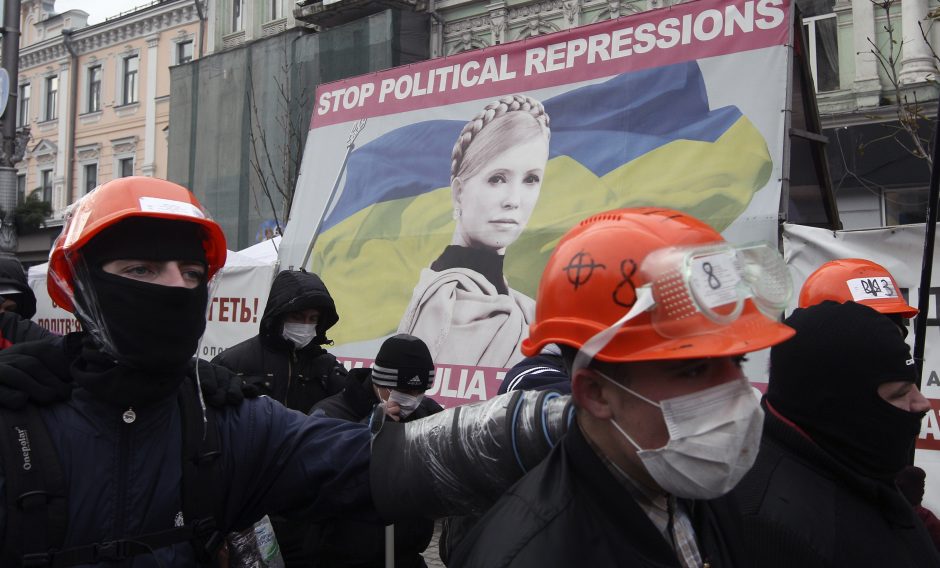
top-left (573, 287), bottom-right (656, 377)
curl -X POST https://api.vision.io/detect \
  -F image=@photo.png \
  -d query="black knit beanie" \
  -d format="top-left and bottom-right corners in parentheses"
top-left (371, 334), bottom-right (435, 391)
top-left (82, 217), bottom-right (207, 266)
top-left (767, 301), bottom-right (923, 479)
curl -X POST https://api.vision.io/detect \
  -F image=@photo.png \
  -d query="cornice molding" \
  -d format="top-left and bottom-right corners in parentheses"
top-left (444, 0), bottom-right (569, 35)
top-left (442, 0), bottom-right (652, 50)
top-left (76, 142), bottom-right (101, 161)
top-left (20, 2), bottom-right (198, 71)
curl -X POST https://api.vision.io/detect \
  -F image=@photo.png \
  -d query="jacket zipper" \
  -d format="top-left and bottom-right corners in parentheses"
top-left (116, 407), bottom-right (135, 551)
top-left (286, 354), bottom-right (294, 408)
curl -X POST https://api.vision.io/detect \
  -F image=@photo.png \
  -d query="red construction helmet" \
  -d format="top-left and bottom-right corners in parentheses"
top-left (522, 207), bottom-right (795, 362)
top-left (48, 177), bottom-right (227, 313)
top-left (799, 258), bottom-right (917, 318)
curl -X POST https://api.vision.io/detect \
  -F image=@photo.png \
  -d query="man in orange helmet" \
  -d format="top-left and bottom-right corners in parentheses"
top-left (799, 258), bottom-right (917, 332)
top-left (0, 178), bottom-right (375, 566)
top-left (452, 207), bottom-right (795, 567)
top-left (710, 301), bottom-right (938, 567)
top-left (704, 257), bottom-right (939, 567)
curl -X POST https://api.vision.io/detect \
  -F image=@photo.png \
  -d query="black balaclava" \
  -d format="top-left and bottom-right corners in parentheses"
top-left (766, 301), bottom-right (924, 480)
top-left (896, 465), bottom-right (926, 507)
top-left (70, 217), bottom-right (209, 408)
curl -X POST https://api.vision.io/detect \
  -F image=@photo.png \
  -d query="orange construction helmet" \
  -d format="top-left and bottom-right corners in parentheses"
top-left (798, 258), bottom-right (917, 318)
top-left (48, 177), bottom-right (227, 313)
top-left (522, 207), bottom-right (795, 362)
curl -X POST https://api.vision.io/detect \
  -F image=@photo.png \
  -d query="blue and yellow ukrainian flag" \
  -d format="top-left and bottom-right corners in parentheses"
top-left (310, 61), bottom-right (772, 346)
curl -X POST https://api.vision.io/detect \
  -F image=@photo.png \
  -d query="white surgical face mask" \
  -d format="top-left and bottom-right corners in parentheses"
top-left (598, 372), bottom-right (764, 499)
top-left (281, 322), bottom-right (318, 349)
top-left (387, 389), bottom-right (424, 419)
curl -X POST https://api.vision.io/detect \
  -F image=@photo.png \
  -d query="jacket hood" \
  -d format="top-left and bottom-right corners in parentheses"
top-left (0, 256), bottom-right (36, 319)
top-left (260, 270), bottom-right (339, 344)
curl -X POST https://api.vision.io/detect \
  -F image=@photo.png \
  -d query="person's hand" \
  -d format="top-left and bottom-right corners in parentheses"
top-left (192, 359), bottom-right (261, 407)
top-left (384, 400), bottom-right (402, 422)
top-left (0, 340), bottom-right (73, 409)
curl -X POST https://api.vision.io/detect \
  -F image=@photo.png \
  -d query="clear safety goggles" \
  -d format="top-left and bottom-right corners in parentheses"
top-left (574, 242), bottom-right (791, 373)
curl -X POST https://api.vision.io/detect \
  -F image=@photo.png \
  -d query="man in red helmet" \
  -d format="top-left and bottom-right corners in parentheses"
top-left (452, 207), bottom-right (795, 567)
top-left (0, 178), bottom-right (375, 567)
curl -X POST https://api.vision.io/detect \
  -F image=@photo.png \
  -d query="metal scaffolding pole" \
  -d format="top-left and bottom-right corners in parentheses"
top-left (913, 95), bottom-right (940, 387)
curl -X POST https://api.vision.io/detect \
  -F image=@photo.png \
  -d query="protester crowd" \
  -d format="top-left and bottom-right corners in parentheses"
top-left (0, 175), bottom-right (935, 568)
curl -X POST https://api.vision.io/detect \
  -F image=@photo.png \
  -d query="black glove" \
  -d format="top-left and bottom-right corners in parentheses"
top-left (0, 339), bottom-right (73, 410)
top-left (191, 359), bottom-right (262, 407)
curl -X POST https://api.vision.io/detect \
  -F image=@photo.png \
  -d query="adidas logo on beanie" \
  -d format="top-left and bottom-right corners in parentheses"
top-left (371, 334), bottom-right (435, 391)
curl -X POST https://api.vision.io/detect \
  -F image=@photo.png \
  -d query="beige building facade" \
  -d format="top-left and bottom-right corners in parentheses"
top-left (13, 0), bottom-right (202, 261)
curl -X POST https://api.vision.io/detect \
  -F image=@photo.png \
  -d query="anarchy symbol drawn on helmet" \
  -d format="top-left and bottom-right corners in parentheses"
top-left (523, 207), bottom-right (796, 364)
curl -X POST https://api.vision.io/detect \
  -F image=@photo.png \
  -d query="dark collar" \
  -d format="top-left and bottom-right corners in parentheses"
top-left (430, 245), bottom-right (509, 295)
top-left (341, 369), bottom-right (380, 417)
top-left (563, 423), bottom-right (679, 563)
top-left (762, 404), bottom-right (915, 526)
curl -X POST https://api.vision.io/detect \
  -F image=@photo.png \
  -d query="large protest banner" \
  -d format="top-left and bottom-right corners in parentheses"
top-left (279, 0), bottom-right (794, 407)
top-left (783, 222), bottom-right (940, 510)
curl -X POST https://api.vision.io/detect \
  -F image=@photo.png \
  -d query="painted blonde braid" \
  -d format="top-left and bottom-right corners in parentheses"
top-left (450, 94), bottom-right (550, 181)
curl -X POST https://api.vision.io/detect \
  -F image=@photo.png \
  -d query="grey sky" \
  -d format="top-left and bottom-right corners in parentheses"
top-left (54, 0), bottom-right (151, 25)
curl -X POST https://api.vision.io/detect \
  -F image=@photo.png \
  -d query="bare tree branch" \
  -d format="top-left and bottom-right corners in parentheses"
top-left (245, 38), bottom-right (312, 242)
top-left (247, 63), bottom-right (285, 236)
top-left (865, 0), bottom-right (937, 167)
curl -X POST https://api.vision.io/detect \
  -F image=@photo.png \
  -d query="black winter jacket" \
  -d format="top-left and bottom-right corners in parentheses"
top-left (452, 422), bottom-right (735, 567)
top-left (497, 351), bottom-right (569, 395)
top-left (710, 401), bottom-right (940, 568)
top-left (309, 368), bottom-right (443, 568)
top-left (0, 311), bottom-right (51, 348)
top-left (0, 334), bottom-right (374, 567)
top-left (313, 368), bottom-right (443, 423)
top-left (213, 271), bottom-right (346, 413)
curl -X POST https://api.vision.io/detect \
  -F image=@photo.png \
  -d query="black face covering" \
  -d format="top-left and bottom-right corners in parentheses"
top-left (778, 384), bottom-right (927, 481)
top-left (71, 334), bottom-right (191, 409)
top-left (767, 301), bottom-right (925, 480)
top-left (69, 217), bottom-right (210, 407)
top-left (82, 267), bottom-right (208, 373)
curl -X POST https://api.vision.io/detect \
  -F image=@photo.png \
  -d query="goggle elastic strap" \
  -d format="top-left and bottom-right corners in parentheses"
top-left (595, 370), bottom-right (661, 408)
top-left (607, 415), bottom-right (645, 453)
top-left (573, 287), bottom-right (656, 377)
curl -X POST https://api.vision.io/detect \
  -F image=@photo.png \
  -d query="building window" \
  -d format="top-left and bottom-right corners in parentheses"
top-left (16, 174), bottom-right (25, 204)
top-left (17, 83), bottom-right (30, 127)
top-left (232, 0), bottom-right (243, 32)
top-left (40, 169), bottom-right (52, 203)
top-left (83, 163), bottom-right (98, 194)
top-left (270, 0), bottom-right (281, 20)
top-left (803, 13), bottom-right (839, 92)
top-left (122, 55), bottom-right (139, 105)
top-left (44, 75), bottom-right (58, 121)
top-left (87, 65), bottom-right (102, 113)
top-left (119, 157), bottom-right (134, 178)
top-left (177, 41), bottom-right (193, 64)
top-left (884, 188), bottom-right (928, 225)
